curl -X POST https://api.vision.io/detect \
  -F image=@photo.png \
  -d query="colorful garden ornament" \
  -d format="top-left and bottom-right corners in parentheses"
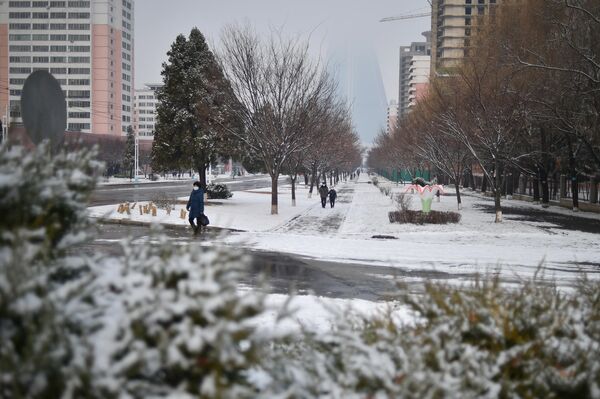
top-left (404, 183), bottom-right (444, 214)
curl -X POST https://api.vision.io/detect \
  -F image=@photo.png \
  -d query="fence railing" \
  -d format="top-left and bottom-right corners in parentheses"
top-left (470, 173), bottom-right (599, 204)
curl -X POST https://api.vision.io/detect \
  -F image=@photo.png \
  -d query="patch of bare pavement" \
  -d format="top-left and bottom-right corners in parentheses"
top-left (474, 203), bottom-right (600, 235)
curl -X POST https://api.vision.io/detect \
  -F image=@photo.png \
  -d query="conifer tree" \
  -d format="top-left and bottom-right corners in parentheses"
top-left (151, 28), bottom-right (238, 188)
top-left (123, 125), bottom-right (135, 179)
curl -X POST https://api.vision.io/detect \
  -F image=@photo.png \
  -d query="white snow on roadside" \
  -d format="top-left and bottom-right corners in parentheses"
top-left (248, 292), bottom-right (416, 336)
top-left (88, 184), bottom-right (316, 232)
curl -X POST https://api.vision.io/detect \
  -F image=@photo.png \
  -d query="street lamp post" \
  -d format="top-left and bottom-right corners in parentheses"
top-left (134, 128), bottom-right (139, 183)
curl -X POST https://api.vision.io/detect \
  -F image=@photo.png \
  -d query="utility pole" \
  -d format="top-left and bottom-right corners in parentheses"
top-left (2, 104), bottom-right (8, 145)
top-left (134, 127), bottom-right (139, 183)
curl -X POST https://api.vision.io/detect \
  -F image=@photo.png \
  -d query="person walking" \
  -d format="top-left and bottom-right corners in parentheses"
top-left (186, 181), bottom-right (205, 235)
top-left (328, 188), bottom-right (337, 208)
top-left (318, 182), bottom-right (329, 208)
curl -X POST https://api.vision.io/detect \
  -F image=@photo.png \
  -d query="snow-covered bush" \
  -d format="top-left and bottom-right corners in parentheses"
top-left (81, 234), bottom-right (278, 398)
top-left (0, 143), bottom-right (99, 260)
top-left (371, 176), bottom-right (379, 186)
top-left (261, 276), bottom-right (600, 398)
top-left (0, 143), bottom-right (100, 398)
top-left (390, 276), bottom-right (600, 397)
top-left (207, 182), bottom-right (233, 199)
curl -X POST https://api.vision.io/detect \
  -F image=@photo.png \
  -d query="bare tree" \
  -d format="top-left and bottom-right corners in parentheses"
top-left (219, 24), bottom-right (336, 214)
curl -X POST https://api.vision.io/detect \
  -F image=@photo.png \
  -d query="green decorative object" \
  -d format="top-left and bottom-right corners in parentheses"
top-left (421, 198), bottom-right (433, 214)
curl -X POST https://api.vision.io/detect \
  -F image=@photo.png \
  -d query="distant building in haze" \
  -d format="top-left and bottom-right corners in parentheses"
top-left (0, 0), bottom-right (135, 136)
top-left (134, 83), bottom-right (161, 141)
top-left (398, 31), bottom-right (431, 119)
top-left (430, 0), bottom-right (499, 76)
top-left (386, 99), bottom-right (398, 133)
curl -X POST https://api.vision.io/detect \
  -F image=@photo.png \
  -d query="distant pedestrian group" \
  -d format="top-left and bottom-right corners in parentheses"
top-left (319, 182), bottom-right (337, 208)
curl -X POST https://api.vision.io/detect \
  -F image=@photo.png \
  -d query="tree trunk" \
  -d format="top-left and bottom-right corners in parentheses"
top-left (198, 165), bottom-right (207, 189)
top-left (532, 176), bottom-right (540, 203)
top-left (539, 126), bottom-right (550, 207)
top-left (539, 167), bottom-right (550, 207)
top-left (494, 189), bottom-right (503, 223)
top-left (271, 173), bottom-right (279, 215)
top-left (571, 174), bottom-right (579, 211)
top-left (454, 178), bottom-right (462, 210)
top-left (308, 169), bottom-right (317, 198)
top-left (481, 174), bottom-right (488, 193)
top-left (198, 166), bottom-right (208, 201)
top-left (568, 141), bottom-right (579, 211)
top-left (304, 173), bottom-right (309, 186)
top-left (494, 160), bottom-right (503, 223)
top-left (291, 174), bottom-right (297, 207)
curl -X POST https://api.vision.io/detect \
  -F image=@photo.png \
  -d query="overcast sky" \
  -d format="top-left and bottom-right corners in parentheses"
top-left (134, 0), bottom-right (430, 142)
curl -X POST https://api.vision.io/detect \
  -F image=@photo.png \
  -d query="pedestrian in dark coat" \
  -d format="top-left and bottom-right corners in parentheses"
top-left (187, 181), bottom-right (205, 234)
top-left (318, 182), bottom-right (329, 208)
top-left (328, 188), bottom-right (337, 208)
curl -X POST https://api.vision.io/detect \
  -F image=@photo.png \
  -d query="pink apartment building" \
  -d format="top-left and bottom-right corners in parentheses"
top-left (0, 0), bottom-right (134, 137)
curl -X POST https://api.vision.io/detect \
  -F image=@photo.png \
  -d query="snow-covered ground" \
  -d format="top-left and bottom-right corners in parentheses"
top-left (88, 183), bottom-right (315, 232)
top-left (88, 174), bottom-right (600, 287)
top-left (251, 292), bottom-right (415, 335)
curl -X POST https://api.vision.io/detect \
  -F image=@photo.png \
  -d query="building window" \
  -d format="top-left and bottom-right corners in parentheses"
top-left (68, 1), bottom-right (90, 7)
top-left (9, 12), bottom-right (31, 19)
top-left (9, 34), bottom-right (31, 40)
top-left (10, 56), bottom-right (31, 63)
top-left (9, 45), bottom-right (31, 52)
top-left (68, 12), bottom-right (90, 19)
top-left (9, 1), bottom-right (32, 7)
top-left (69, 56), bottom-right (90, 63)
top-left (68, 90), bottom-right (90, 99)
top-left (9, 23), bottom-right (31, 30)
top-left (68, 123), bottom-right (90, 131)
top-left (68, 79), bottom-right (90, 85)
top-left (68, 112), bottom-right (90, 118)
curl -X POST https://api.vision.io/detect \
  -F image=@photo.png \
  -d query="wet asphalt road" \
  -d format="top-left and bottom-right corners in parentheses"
top-left (77, 223), bottom-right (410, 301)
top-left (90, 175), bottom-right (289, 206)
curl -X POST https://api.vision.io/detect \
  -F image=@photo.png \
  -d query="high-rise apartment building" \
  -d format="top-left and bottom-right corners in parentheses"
top-left (0, 0), bottom-right (135, 136)
top-left (407, 55), bottom-right (430, 110)
top-left (133, 83), bottom-right (161, 141)
top-left (430, 0), bottom-right (498, 76)
top-left (398, 31), bottom-right (431, 119)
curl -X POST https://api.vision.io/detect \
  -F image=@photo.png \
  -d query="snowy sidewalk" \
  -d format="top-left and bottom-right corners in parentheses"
top-left (273, 181), bottom-right (355, 236)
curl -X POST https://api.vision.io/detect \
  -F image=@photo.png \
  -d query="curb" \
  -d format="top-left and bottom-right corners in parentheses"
top-left (91, 217), bottom-right (245, 233)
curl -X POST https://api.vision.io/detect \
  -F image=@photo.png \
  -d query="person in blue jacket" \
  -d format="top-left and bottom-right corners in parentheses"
top-left (186, 181), bottom-right (205, 234)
